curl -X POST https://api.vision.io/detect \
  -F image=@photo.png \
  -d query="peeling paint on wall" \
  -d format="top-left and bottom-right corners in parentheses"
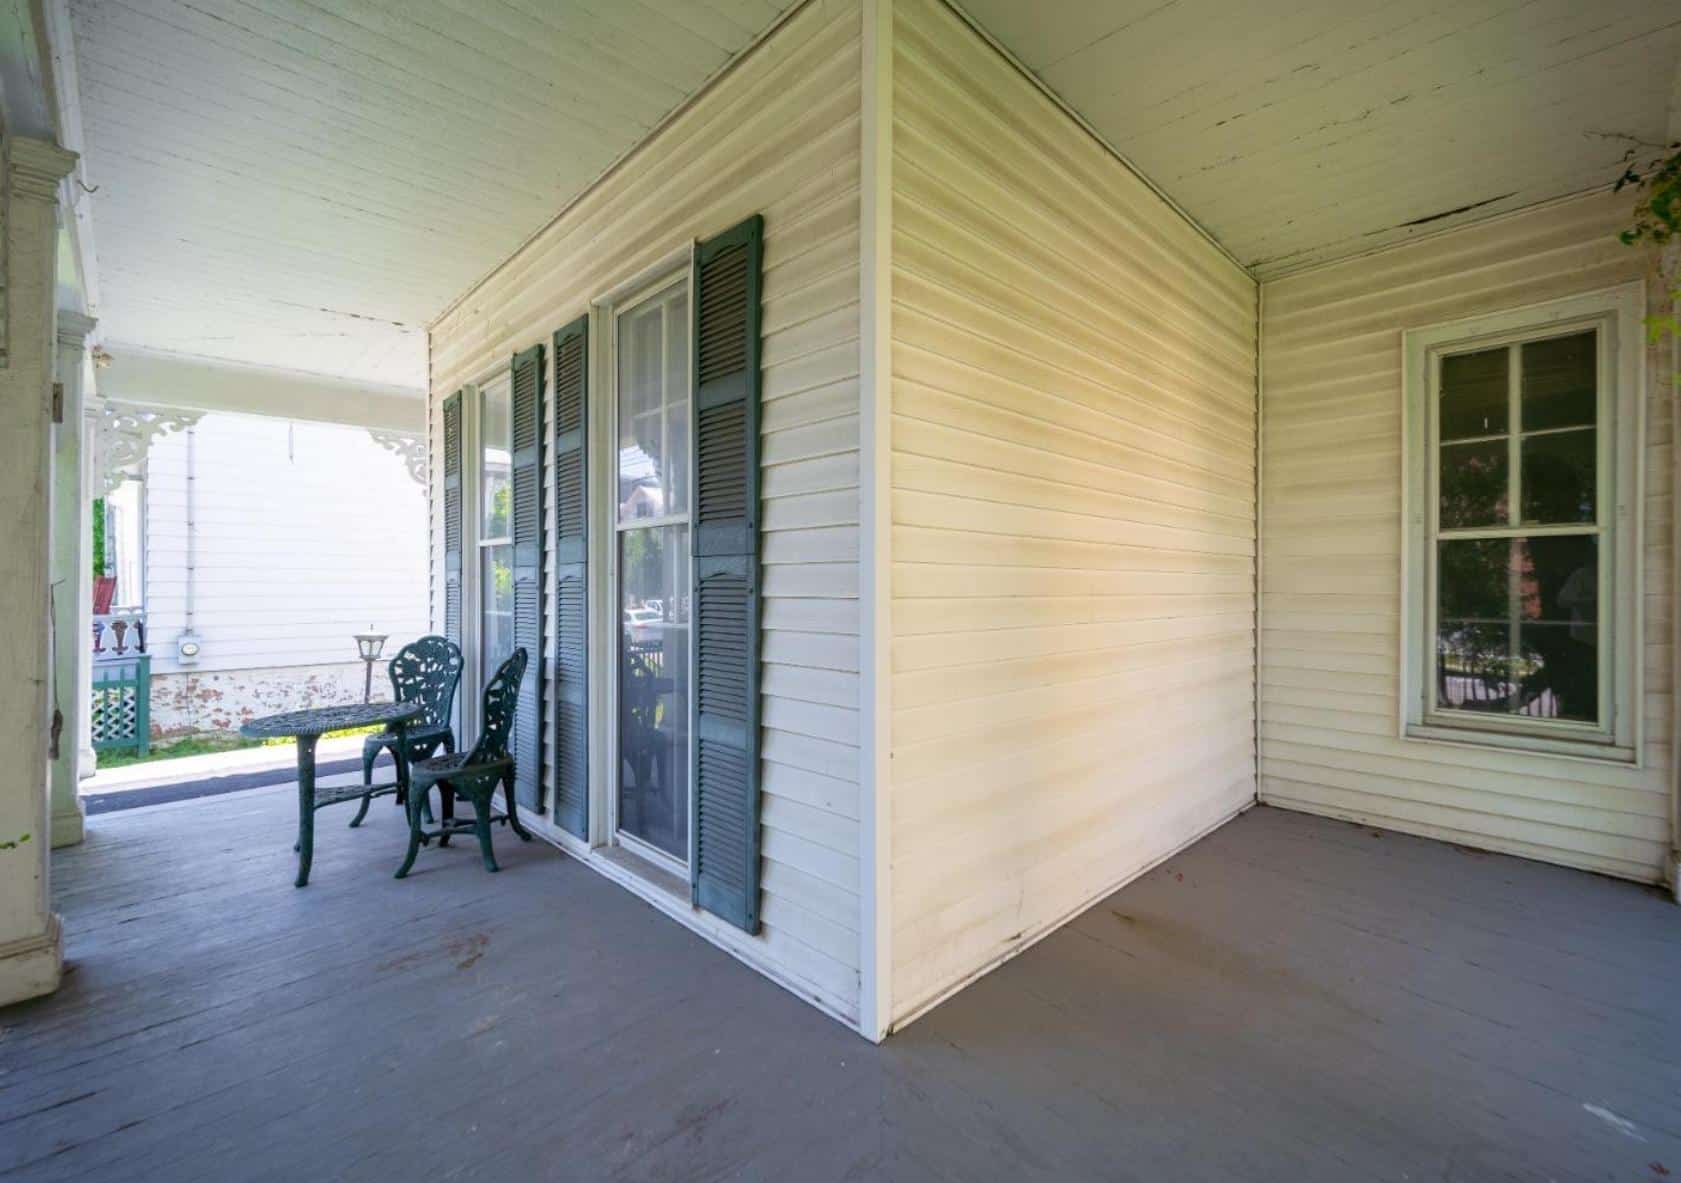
top-left (150, 663), bottom-right (372, 738)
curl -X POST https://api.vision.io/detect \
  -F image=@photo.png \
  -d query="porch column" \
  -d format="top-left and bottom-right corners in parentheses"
top-left (50, 311), bottom-right (97, 848)
top-left (0, 135), bottom-right (79, 1007)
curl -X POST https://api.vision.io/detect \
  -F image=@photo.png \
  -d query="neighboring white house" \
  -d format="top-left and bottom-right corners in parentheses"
top-left (127, 411), bottom-right (428, 737)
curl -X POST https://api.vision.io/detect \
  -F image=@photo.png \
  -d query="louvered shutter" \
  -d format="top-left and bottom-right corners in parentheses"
top-left (441, 390), bottom-right (464, 646)
top-left (689, 215), bottom-right (763, 933)
top-left (551, 316), bottom-right (589, 839)
top-left (509, 345), bottom-right (545, 811)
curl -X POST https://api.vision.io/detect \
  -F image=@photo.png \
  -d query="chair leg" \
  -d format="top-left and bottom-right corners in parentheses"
top-left (473, 791), bottom-right (499, 873)
top-left (395, 784), bottom-right (426, 879)
top-left (438, 784), bottom-right (455, 846)
top-left (503, 770), bottom-right (531, 842)
top-left (417, 747), bottom-right (435, 824)
top-left (348, 779), bottom-right (376, 828)
top-left (362, 741), bottom-right (380, 786)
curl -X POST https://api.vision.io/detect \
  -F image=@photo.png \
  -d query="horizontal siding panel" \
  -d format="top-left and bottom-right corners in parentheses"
top-left (1260, 190), bottom-right (1671, 885)
top-left (887, 0), bottom-right (1258, 1027)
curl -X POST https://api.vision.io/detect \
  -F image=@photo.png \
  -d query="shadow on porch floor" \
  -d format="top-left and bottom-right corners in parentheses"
top-left (2, 792), bottom-right (1676, 1181)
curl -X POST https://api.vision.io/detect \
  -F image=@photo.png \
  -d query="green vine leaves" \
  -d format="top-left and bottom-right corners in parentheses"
top-left (1615, 141), bottom-right (1681, 351)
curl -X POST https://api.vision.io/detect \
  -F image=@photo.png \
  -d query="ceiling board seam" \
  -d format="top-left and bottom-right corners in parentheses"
top-left (935, 0), bottom-right (1252, 282)
top-left (1256, 183), bottom-right (1621, 285)
top-left (428, 0), bottom-right (821, 332)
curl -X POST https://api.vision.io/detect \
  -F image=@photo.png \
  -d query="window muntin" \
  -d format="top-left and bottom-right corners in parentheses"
top-left (1424, 319), bottom-right (1620, 744)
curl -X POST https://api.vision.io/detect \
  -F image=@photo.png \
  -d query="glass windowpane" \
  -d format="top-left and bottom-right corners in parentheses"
top-left (1439, 346), bottom-right (1508, 441)
top-left (619, 525), bottom-right (691, 861)
top-left (1521, 331), bottom-right (1596, 432)
top-left (617, 283), bottom-right (691, 522)
top-left (1438, 439), bottom-right (1507, 528)
top-left (480, 378), bottom-right (511, 539)
top-left (1437, 539), bottom-right (1509, 622)
top-left (1435, 535), bottom-right (1598, 724)
top-left (1520, 429), bottom-right (1595, 524)
top-left (1436, 622), bottom-right (1516, 715)
top-left (480, 544), bottom-right (514, 684)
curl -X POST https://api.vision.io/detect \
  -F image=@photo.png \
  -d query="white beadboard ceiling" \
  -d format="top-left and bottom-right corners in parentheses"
top-left (955, 0), bottom-right (1681, 277)
top-left (68, 0), bottom-right (796, 390)
top-left (67, 0), bottom-right (1681, 389)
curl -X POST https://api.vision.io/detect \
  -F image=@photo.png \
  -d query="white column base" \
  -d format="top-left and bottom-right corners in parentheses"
top-left (51, 801), bottom-right (85, 848)
top-left (0, 914), bottom-right (62, 1007)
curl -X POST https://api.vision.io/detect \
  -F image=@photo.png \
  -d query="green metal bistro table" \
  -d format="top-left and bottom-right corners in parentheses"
top-left (241, 701), bottom-right (424, 887)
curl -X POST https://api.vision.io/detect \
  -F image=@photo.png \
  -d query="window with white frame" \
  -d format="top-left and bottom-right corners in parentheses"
top-left (1403, 285), bottom-right (1643, 759)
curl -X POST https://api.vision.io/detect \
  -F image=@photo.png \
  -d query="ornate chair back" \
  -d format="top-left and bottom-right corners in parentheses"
top-left (387, 636), bottom-right (464, 730)
top-left (470, 648), bottom-right (527, 765)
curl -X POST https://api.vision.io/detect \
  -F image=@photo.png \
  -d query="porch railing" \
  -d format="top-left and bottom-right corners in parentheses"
top-left (92, 608), bottom-right (150, 755)
top-left (93, 607), bottom-right (147, 658)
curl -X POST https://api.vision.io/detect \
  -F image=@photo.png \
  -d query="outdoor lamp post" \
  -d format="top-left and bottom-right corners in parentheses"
top-left (354, 629), bottom-right (389, 703)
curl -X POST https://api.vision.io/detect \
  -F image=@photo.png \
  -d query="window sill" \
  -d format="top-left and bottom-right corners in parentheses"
top-left (1404, 723), bottom-right (1636, 766)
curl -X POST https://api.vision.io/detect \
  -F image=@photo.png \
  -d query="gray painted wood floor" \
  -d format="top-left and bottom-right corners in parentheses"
top-left (2, 786), bottom-right (1677, 1182)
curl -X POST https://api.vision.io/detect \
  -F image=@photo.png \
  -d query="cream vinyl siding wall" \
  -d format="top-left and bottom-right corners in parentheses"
top-left (429, 0), bottom-right (864, 1022)
top-left (1260, 190), bottom-right (1674, 884)
top-left (886, 0), bottom-right (1260, 1024)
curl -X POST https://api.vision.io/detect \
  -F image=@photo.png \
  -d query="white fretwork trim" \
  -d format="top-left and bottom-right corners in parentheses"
top-left (368, 428), bottom-right (426, 486)
top-left (88, 400), bottom-right (202, 496)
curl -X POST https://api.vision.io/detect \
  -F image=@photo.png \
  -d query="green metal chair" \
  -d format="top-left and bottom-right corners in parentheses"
top-left (351, 635), bottom-right (463, 828)
top-left (395, 647), bottom-right (532, 878)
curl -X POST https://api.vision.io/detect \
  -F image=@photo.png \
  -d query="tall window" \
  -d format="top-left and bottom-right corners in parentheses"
top-left (479, 373), bottom-right (514, 686)
top-left (1404, 286), bottom-right (1641, 758)
top-left (614, 273), bottom-right (692, 867)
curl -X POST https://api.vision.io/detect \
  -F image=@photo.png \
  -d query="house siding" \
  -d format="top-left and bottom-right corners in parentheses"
top-left (428, 0), bottom-right (864, 1023)
top-left (887, 0), bottom-right (1260, 1025)
top-left (1260, 190), bottom-right (1674, 884)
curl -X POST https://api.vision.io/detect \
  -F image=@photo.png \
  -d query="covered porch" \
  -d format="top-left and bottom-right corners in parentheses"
top-left (3, 790), bottom-right (1675, 1182)
top-left (0, 3), bottom-right (1676, 1177)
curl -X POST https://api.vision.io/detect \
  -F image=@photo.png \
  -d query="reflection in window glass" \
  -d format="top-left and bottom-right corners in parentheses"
top-left (480, 544), bottom-right (514, 684)
top-left (617, 283), bottom-right (690, 522)
top-left (1521, 331), bottom-right (1595, 432)
top-left (1438, 439), bottom-right (1506, 529)
top-left (618, 525), bottom-right (691, 861)
top-left (1520, 429), bottom-right (1595, 524)
top-left (481, 377), bottom-right (511, 539)
top-left (1432, 325), bottom-right (1603, 732)
top-left (1436, 536), bottom-right (1598, 723)
top-left (1439, 346), bottom-right (1508, 440)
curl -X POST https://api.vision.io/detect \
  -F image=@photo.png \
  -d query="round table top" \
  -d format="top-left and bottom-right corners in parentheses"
top-left (239, 700), bottom-right (424, 740)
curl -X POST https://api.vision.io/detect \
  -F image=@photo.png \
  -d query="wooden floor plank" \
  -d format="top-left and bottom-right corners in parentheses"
top-left (1, 793), bottom-right (1675, 1181)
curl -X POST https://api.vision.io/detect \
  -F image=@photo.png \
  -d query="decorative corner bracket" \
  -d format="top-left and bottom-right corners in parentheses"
top-left (88, 400), bottom-right (202, 496)
top-left (368, 429), bottom-right (427, 486)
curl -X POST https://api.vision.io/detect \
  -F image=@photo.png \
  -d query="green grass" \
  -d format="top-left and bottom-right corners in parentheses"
top-left (97, 723), bottom-right (389, 770)
top-left (97, 734), bottom-right (262, 769)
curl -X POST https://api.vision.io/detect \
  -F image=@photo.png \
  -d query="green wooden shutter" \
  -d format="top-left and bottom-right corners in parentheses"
top-left (510, 344), bottom-right (546, 811)
top-left (441, 390), bottom-right (464, 646)
top-left (689, 215), bottom-right (764, 933)
top-left (551, 316), bottom-right (590, 840)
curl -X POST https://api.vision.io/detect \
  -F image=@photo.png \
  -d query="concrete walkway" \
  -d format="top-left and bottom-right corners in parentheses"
top-left (81, 736), bottom-right (389, 815)
top-left (83, 734), bottom-right (370, 794)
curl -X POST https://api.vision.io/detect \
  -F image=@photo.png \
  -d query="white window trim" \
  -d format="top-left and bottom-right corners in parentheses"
top-left (1400, 282), bottom-right (1645, 764)
top-left (459, 366), bottom-right (510, 737)
top-left (595, 255), bottom-right (696, 880)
